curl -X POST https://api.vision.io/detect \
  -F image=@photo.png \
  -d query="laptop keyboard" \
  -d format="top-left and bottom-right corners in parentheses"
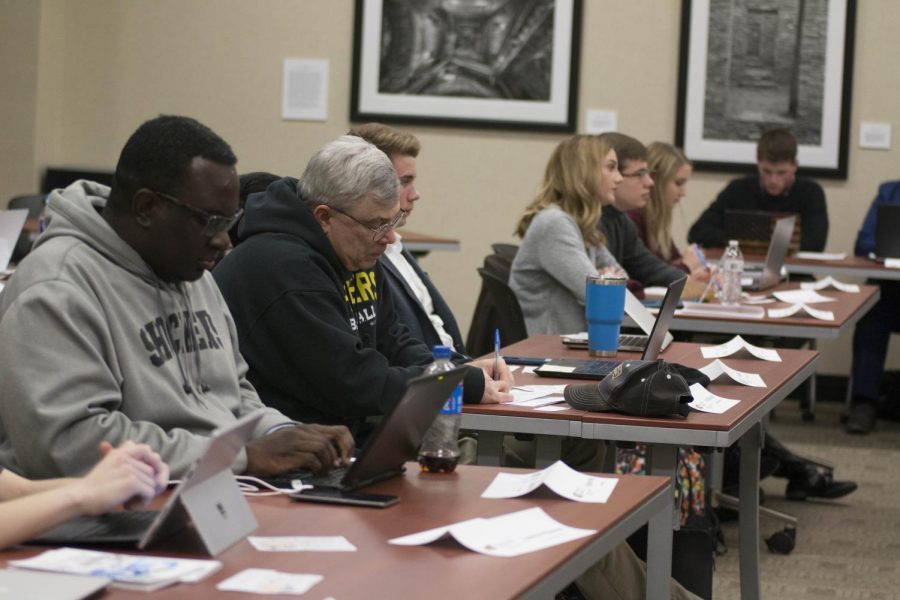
top-left (618, 334), bottom-right (647, 348)
top-left (265, 465), bottom-right (349, 490)
top-left (75, 511), bottom-right (159, 537)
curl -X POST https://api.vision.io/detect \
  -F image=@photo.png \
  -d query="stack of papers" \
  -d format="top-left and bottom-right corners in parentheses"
top-left (800, 276), bottom-right (860, 293)
top-left (510, 384), bottom-right (566, 408)
top-left (771, 289), bottom-right (835, 304)
top-left (9, 548), bottom-right (221, 592)
top-left (794, 251), bottom-right (847, 260)
top-left (700, 335), bottom-right (781, 362)
top-left (217, 569), bottom-right (323, 595)
top-left (481, 460), bottom-right (618, 503)
top-left (388, 507), bottom-right (596, 557)
top-left (679, 301), bottom-right (765, 319)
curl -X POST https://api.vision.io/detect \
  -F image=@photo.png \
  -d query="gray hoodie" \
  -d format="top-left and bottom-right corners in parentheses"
top-left (0, 181), bottom-right (289, 478)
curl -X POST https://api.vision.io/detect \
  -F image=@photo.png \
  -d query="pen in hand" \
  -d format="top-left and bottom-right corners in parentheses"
top-left (493, 328), bottom-right (501, 380)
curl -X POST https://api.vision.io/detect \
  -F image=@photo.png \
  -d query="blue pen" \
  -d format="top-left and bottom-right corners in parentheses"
top-left (493, 328), bottom-right (501, 380)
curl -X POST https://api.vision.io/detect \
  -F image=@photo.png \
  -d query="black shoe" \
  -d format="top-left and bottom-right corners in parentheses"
top-left (846, 402), bottom-right (877, 434)
top-left (785, 469), bottom-right (858, 501)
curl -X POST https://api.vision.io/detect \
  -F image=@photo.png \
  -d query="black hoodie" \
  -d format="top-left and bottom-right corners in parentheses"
top-left (213, 178), bottom-right (484, 431)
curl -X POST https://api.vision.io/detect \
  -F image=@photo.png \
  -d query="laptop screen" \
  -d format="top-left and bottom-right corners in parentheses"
top-left (641, 276), bottom-right (686, 361)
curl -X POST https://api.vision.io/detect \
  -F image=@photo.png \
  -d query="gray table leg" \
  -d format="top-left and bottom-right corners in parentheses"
top-left (646, 443), bottom-right (677, 600)
top-left (804, 339), bottom-right (817, 421)
top-left (739, 422), bottom-right (762, 600)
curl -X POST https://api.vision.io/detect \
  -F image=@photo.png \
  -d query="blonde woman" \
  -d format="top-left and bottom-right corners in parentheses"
top-left (510, 134), bottom-right (625, 335)
top-left (629, 142), bottom-right (708, 280)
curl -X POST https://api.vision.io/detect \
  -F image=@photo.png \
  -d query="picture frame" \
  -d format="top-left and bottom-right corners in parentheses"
top-left (350, 0), bottom-right (582, 133)
top-left (675, 0), bottom-right (856, 179)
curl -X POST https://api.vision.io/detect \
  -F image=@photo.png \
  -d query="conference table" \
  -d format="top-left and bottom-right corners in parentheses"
top-left (735, 251), bottom-right (900, 281)
top-left (464, 335), bottom-right (819, 600)
top-left (401, 229), bottom-right (461, 256)
top-left (1, 465), bottom-right (671, 600)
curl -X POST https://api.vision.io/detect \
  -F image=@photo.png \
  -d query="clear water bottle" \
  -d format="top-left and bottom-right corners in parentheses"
top-left (719, 240), bottom-right (744, 305)
top-left (418, 345), bottom-right (462, 473)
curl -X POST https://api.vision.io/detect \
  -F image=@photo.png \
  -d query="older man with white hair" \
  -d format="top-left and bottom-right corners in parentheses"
top-left (214, 135), bottom-right (512, 439)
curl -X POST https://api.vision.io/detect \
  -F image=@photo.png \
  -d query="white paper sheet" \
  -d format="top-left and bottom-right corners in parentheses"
top-left (481, 460), bottom-right (618, 503)
top-left (800, 276), bottom-right (860, 293)
top-left (216, 569), bottom-right (323, 595)
top-left (772, 289), bottom-right (836, 304)
top-left (510, 385), bottom-right (567, 407)
top-left (886, 258), bottom-right (900, 269)
top-left (700, 335), bottom-right (782, 362)
top-left (741, 294), bottom-right (776, 305)
top-left (767, 303), bottom-right (835, 321)
top-left (679, 302), bottom-right (765, 319)
top-left (794, 251), bottom-right (848, 260)
top-left (388, 507), bottom-right (596, 558)
top-left (535, 405), bottom-right (572, 412)
top-left (248, 536), bottom-right (356, 552)
top-left (688, 383), bottom-right (741, 414)
top-left (698, 359), bottom-right (766, 387)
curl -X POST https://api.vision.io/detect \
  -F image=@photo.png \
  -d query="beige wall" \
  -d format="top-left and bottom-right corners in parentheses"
top-left (3, 0), bottom-right (899, 375)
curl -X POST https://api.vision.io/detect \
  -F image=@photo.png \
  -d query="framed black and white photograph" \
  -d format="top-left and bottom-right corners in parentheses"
top-left (350, 0), bottom-right (582, 133)
top-left (675, 0), bottom-right (856, 178)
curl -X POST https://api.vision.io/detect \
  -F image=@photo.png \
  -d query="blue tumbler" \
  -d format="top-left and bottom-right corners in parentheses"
top-left (585, 277), bottom-right (627, 357)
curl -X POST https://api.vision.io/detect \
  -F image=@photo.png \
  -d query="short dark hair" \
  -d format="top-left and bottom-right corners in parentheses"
top-left (238, 171), bottom-right (280, 208)
top-left (111, 115), bottom-right (236, 208)
top-left (757, 128), bottom-right (797, 163)
top-left (599, 132), bottom-right (647, 171)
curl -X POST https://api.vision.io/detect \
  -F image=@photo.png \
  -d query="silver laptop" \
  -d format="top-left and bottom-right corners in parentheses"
top-left (280, 367), bottom-right (467, 494)
top-left (743, 215), bottom-right (796, 290)
top-left (0, 569), bottom-right (110, 600)
top-left (28, 412), bottom-right (262, 556)
top-left (535, 277), bottom-right (687, 381)
top-left (0, 209), bottom-right (29, 271)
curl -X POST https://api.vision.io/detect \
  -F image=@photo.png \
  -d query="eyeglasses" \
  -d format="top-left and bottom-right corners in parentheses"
top-left (329, 205), bottom-right (407, 241)
top-left (621, 169), bottom-right (655, 180)
top-left (152, 190), bottom-right (243, 236)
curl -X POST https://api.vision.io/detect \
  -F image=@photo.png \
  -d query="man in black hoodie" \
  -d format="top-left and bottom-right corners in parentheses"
top-left (214, 135), bottom-right (512, 436)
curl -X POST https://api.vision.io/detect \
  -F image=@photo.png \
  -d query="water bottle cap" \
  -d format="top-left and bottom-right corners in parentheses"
top-left (728, 240), bottom-right (739, 246)
top-left (431, 345), bottom-right (451, 359)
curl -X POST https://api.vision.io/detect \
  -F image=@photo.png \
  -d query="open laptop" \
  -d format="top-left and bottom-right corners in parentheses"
top-left (272, 367), bottom-right (467, 494)
top-left (562, 279), bottom-right (682, 353)
top-left (742, 215), bottom-right (795, 290)
top-left (0, 209), bottom-right (29, 271)
top-left (874, 204), bottom-right (900, 260)
top-left (724, 209), bottom-right (772, 245)
top-left (28, 412), bottom-right (262, 556)
top-left (534, 276), bottom-right (687, 381)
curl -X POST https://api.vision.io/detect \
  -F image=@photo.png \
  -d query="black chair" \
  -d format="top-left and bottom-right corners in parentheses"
top-left (8, 194), bottom-right (46, 263)
top-left (465, 267), bottom-right (528, 357)
top-left (490, 242), bottom-right (519, 261)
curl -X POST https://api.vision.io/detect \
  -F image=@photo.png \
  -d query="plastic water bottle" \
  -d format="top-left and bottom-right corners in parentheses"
top-left (418, 345), bottom-right (462, 473)
top-left (719, 240), bottom-right (744, 305)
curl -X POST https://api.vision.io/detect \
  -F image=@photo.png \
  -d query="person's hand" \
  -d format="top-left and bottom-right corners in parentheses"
top-left (689, 265), bottom-right (711, 282)
top-left (70, 441), bottom-right (169, 515)
top-left (480, 374), bottom-right (514, 404)
top-left (469, 356), bottom-right (515, 387)
top-left (245, 424), bottom-right (354, 477)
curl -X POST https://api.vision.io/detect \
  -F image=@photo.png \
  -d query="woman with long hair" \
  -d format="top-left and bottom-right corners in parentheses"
top-left (510, 134), bottom-right (625, 335)
top-left (630, 142), bottom-right (708, 280)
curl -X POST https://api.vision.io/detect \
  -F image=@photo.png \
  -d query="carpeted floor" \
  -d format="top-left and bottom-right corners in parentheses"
top-left (711, 399), bottom-right (900, 599)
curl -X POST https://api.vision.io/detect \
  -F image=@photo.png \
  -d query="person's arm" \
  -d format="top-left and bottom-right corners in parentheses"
top-left (618, 216), bottom-right (685, 287)
top-left (0, 442), bottom-right (168, 550)
top-left (799, 182), bottom-right (829, 252)
top-left (854, 190), bottom-right (883, 256)
top-left (0, 281), bottom-right (225, 478)
top-left (531, 210), bottom-right (604, 305)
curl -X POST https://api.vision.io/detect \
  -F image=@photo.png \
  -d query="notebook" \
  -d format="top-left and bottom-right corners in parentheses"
top-left (874, 204), bottom-right (900, 259)
top-left (28, 412), bottom-right (262, 556)
top-left (0, 209), bottom-right (29, 271)
top-left (743, 215), bottom-right (795, 291)
top-left (278, 367), bottom-right (467, 495)
top-left (535, 276), bottom-right (686, 381)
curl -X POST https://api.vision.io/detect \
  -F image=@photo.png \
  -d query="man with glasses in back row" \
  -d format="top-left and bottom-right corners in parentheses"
top-left (213, 135), bottom-right (512, 441)
top-left (0, 115), bottom-right (354, 480)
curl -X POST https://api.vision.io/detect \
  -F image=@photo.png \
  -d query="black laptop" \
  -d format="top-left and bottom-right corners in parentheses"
top-left (534, 276), bottom-right (686, 381)
top-left (874, 204), bottom-right (900, 259)
top-left (269, 367), bottom-right (466, 493)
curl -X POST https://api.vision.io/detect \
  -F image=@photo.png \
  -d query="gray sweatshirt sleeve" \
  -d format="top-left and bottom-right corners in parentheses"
top-left (528, 208), bottom-right (599, 304)
top-left (0, 281), bottom-right (241, 478)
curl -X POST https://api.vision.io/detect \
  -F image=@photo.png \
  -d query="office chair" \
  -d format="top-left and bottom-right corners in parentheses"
top-left (466, 267), bottom-right (528, 358)
top-left (490, 243), bottom-right (519, 261)
top-left (8, 194), bottom-right (46, 263)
